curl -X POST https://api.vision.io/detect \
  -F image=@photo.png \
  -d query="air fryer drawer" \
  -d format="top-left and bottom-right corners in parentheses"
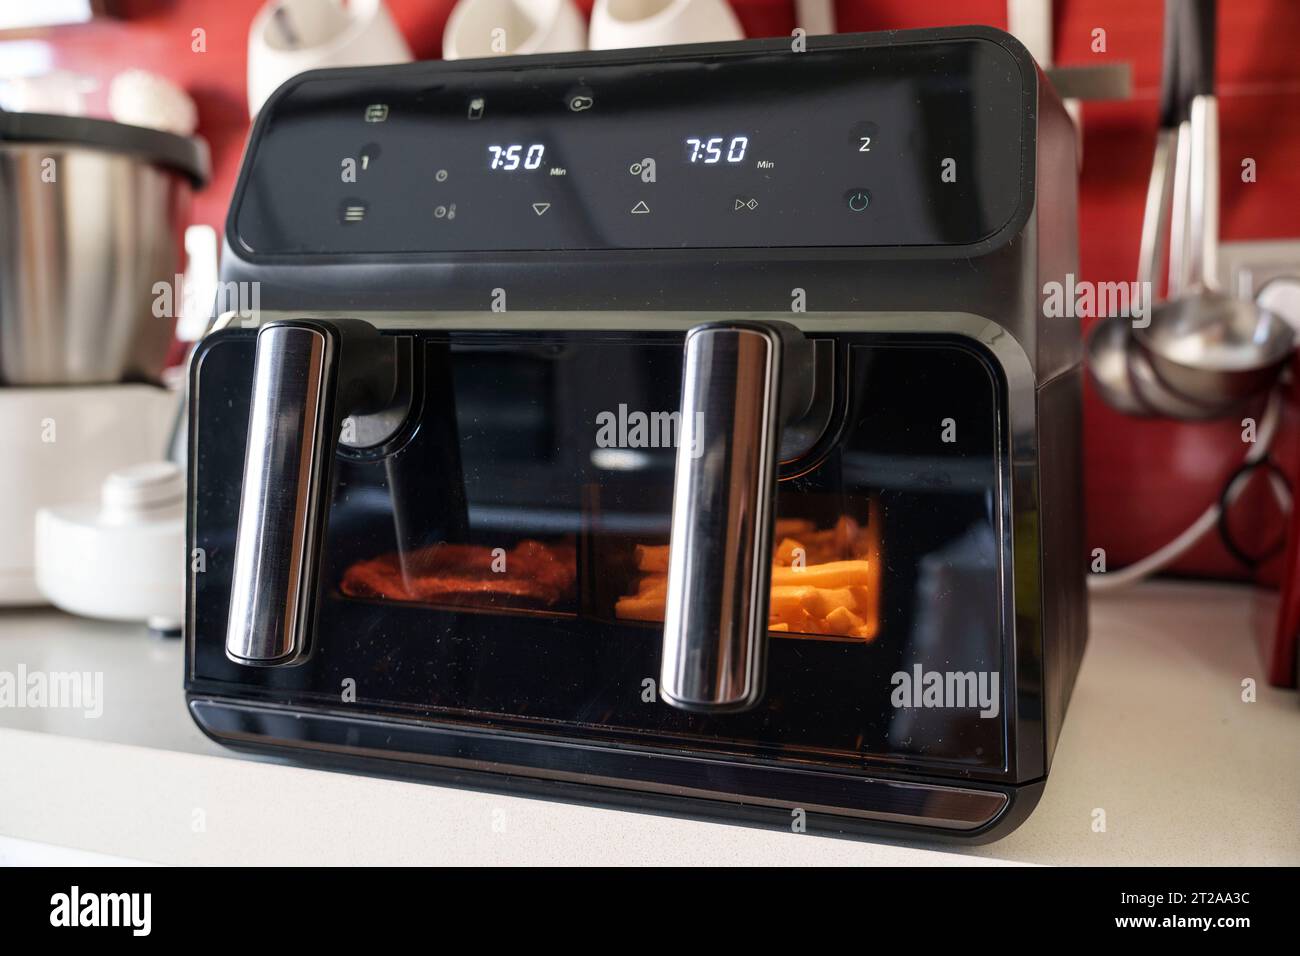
top-left (190, 328), bottom-right (1010, 774)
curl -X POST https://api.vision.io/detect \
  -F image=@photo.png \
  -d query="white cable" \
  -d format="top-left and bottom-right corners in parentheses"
top-left (1088, 387), bottom-right (1285, 591)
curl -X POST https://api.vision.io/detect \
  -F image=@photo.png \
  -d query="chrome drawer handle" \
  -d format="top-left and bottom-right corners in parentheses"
top-left (659, 321), bottom-right (814, 712)
top-left (226, 319), bottom-right (394, 666)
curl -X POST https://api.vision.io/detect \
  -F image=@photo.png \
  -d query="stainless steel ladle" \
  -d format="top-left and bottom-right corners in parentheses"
top-left (1132, 1), bottom-right (1293, 411)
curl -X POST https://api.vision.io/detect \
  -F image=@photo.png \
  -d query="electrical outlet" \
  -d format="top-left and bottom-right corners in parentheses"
top-left (1218, 241), bottom-right (1300, 328)
top-left (1217, 240), bottom-right (1300, 298)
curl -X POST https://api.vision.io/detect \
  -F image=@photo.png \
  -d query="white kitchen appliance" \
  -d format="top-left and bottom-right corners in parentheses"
top-left (0, 385), bottom-right (176, 606)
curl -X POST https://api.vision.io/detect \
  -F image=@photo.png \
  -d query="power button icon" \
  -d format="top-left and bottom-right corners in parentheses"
top-left (846, 189), bottom-right (871, 212)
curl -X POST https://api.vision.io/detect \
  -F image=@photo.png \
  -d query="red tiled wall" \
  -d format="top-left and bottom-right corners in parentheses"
top-left (9, 0), bottom-right (1300, 580)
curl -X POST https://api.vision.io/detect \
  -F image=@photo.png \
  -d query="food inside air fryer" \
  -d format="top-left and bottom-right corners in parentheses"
top-left (615, 516), bottom-right (879, 640)
top-left (341, 539), bottom-right (577, 609)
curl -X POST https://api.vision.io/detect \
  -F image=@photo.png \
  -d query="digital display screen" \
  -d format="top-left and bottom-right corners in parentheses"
top-left (233, 39), bottom-right (1026, 255)
top-left (684, 135), bottom-right (749, 165)
top-left (487, 143), bottom-right (547, 171)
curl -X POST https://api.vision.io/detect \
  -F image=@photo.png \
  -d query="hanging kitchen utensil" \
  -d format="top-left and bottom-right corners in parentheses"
top-left (1135, 0), bottom-right (1295, 410)
top-left (1087, 316), bottom-right (1149, 415)
top-left (1089, 0), bottom-right (1197, 415)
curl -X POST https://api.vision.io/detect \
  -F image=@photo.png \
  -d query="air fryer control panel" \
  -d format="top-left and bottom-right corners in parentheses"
top-left (232, 39), bottom-right (1026, 255)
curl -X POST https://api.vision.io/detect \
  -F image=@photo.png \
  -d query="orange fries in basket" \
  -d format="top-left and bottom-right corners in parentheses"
top-left (615, 513), bottom-right (880, 641)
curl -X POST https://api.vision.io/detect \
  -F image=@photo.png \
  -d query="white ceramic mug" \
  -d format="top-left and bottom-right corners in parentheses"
top-left (248, 0), bottom-right (413, 117)
top-left (443, 0), bottom-right (586, 59)
top-left (588, 0), bottom-right (742, 51)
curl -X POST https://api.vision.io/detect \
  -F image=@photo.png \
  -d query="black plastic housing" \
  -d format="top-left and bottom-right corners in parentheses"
top-left (186, 27), bottom-right (1085, 843)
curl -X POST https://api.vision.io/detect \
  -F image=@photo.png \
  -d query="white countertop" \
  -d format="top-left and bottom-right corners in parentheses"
top-left (1, 581), bottom-right (1297, 865)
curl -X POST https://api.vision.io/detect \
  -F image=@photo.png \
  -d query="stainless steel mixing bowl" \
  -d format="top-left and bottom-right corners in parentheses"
top-left (0, 111), bottom-right (209, 385)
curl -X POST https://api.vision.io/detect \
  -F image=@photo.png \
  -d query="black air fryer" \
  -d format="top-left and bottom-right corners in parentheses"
top-left (186, 27), bottom-right (1085, 842)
